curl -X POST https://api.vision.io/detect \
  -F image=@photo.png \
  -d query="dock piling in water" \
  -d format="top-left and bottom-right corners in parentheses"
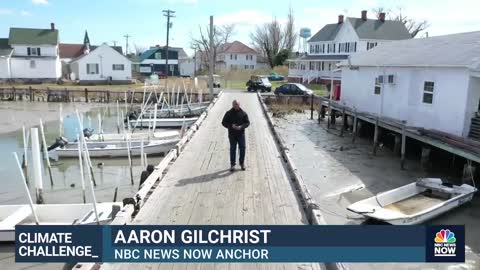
top-left (39, 119), bottom-right (54, 186)
top-left (30, 128), bottom-right (44, 204)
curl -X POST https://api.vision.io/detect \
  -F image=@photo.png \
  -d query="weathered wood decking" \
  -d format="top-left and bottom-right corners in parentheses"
top-left (105, 92), bottom-right (320, 270)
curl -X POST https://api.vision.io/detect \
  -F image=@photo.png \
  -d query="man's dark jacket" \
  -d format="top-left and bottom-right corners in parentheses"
top-left (222, 108), bottom-right (250, 137)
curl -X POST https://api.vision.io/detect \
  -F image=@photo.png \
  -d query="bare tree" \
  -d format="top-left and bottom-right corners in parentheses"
top-left (134, 44), bottom-right (147, 55)
top-left (283, 7), bottom-right (297, 52)
top-left (190, 24), bottom-right (235, 72)
top-left (372, 7), bottom-right (429, 38)
top-left (251, 8), bottom-right (297, 68)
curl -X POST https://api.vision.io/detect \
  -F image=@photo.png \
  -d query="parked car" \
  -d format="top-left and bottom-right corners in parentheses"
top-left (268, 72), bottom-right (284, 81)
top-left (246, 75), bottom-right (272, 92)
top-left (154, 71), bottom-right (167, 79)
top-left (274, 83), bottom-right (313, 96)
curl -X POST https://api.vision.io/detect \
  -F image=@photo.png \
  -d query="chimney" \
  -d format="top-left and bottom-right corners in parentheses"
top-left (338, 15), bottom-right (344, 24)
top-left (379, 12), bottom-right (386, 22)
top-left (50, 22), bottom-right (55, 31)
top-left (361, 10), bottom-right (367, 21)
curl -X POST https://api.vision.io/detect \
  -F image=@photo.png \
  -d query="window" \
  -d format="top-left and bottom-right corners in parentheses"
top-left (328, 63), bottom-right (332, 71)
top-left (250, 65), bottom-right (254, 69)
top-left (30, 60), bottom-right (36, 68)
top-left (230, 54), bottom-right (233, 60)
top-left (374, 76), bottom-right (382, 95)
top-left (112, 64), bottom-right (124, 71)
top-left (388, 75), bottom-right (395, 84)
top-left (321, 62), bottom-right (324, 71)
top-left (315, 44), bottom-right (319, 54)
top-left (28, 47), bottom-right (41, 56)
top-left (423, 81), bottom-right (434, 104)
top-left (310, 45), bottom-right (314, 54)
top-left (309, 62), bottom-right (315, 70)
top-left (154, 52), bottom-right (162, 59)
top-left (322, 44), bottom-right (325, 53)
top-left (316, 62), bottom-right (321, 71)
top-left (86, 63), bottom-right (99, 74)
top-left (354, 42), bottom-right (357, 52)
top-left (333, 43), bottom-right (336, 53)
top-left (367, 42), bottom-right (378, 50)
top-left (234, 54), bottom-right (237, 60)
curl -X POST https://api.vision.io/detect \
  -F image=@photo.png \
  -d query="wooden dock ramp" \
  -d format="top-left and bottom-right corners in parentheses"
top-left (104, 92), bottom-right (322, 270)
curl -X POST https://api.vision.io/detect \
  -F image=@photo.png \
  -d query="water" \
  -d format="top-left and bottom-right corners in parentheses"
top-left (0, 104), bottom-right (167, 205)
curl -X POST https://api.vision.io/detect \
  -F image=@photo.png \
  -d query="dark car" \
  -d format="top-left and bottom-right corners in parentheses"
top-left (274, 83), bottom-right (313, 96)
top-left (268, 72), bottom-right (284, 81)
top-left (246, 76), bottom-right (272, 92)
top-left (154, 71), bottom-right (167, 79)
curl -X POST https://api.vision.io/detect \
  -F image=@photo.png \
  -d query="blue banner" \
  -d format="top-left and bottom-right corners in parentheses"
top-left (15, 225), bottom-right (465, 263)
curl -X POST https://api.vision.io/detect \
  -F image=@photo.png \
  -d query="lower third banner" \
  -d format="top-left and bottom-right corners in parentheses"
top-left (15, 225), bottom-right (465, 263)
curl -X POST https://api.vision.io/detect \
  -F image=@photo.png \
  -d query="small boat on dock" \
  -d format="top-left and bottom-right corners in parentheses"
top-left (88, 130), bottom-right (180, 141)
top-left (49, 138), bottom-right (179, 158)
top-left (142, 105), bottom-right (208, 118)
top-left (130, 117), bottom-right (198, 128)
top-left (347, 178), bottom-right (477, 225)
top-left (0, 203), bottom-right (121, 242)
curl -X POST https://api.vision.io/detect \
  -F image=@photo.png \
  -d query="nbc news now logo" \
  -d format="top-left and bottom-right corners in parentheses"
top-left (434, 229), bottom-right (457, 257)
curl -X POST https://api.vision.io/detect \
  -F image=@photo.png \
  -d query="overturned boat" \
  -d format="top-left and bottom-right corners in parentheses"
top-left (347, 178), bottom-right (477, 225)
top-left (0, 203), bottom-right (121, 242)
top-left (48, 137), bottom-right (179, 158)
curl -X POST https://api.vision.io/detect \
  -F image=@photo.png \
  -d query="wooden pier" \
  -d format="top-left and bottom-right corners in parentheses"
top-left (103, 92), bottom-right (322, 270)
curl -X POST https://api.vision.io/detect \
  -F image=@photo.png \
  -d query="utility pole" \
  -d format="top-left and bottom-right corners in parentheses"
top-left (123, 34), bottom-right (131, 55)
top-left (208, 15), bottom-right (214, 99)
top-left (163, 9), bottom-right (175, 77)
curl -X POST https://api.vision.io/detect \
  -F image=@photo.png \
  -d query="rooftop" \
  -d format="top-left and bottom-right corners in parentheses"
top-left (9, 27), bottom-right (59, 45)
top-left (340, 31), bottom-right (480, 70)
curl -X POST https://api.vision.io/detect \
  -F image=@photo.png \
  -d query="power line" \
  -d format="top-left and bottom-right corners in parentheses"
top-left (162, 9), bottom-right (175, 77)
top-left (123, 34), bottom-right (131, 55)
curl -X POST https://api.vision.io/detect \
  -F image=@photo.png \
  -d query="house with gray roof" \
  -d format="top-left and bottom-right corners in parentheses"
top-left (0, 23), bottom-right (61, 81)
top-left (338, 31), bottom-right (480, 140)
top-left (287, 10), bottom-right (411, 86)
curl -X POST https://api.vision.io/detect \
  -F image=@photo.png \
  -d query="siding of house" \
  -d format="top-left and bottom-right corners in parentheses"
top-left (72, 45), bottom-right (132, 82)
top-left (11, 44), bottom-right (58, 57)
top-left (10, 57), bottom-right (60, 79)
top-left (0, 58), bottom-right (10, 78)
top-left (341, 66), bottom-right (472, 137)
top-left (220, 53), bottom-right (257, 70)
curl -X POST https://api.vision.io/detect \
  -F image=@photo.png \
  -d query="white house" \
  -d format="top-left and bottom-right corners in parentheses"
top-left (216, 41), bottom-right (258, 71)
top-left (70, 43), bottom-right (132, 84)
top-left (339, 31), bottom-right (480, 140)
top-left (0, 23), bottom-right (61, 81)
top-left (288, 11), bottom-right (411, 85)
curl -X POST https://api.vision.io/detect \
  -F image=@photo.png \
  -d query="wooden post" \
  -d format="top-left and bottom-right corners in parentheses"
top-left (13, 153), bottom-right (40, 225)
top-left (310, 94), bottom-right (314, 120)
top-left (106, 91), bottom-right (110, 103)
top-left (373, 118), bottom-right (379, 156)
top-left (352, 111), bottom-right (358, 143)
top-left (22, 125), bottom-right (29, 184)
top-left (39, 119), bottom-right (54, 186)
top-left (29, 86), bottom-right (33, 101)
top-left (400, 126), bottom-right (406, 170)
top-left (421, 147), bottom-right (431, 170)
top-left (12, 86), bottom-right (16, 101)
top-left (340, 108), bottom-right (346, 137)
top-left (84, 88), bottom-right (88, 103)
top-left (31, 128), bottom-right (44, 204)
top-left (393, 134), bottom-right (401, 155)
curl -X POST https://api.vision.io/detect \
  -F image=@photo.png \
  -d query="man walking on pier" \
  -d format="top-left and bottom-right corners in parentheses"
top-left (222, 100), bottom-right (250, 172)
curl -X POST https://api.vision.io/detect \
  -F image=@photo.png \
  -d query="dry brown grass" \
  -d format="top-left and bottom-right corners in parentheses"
top-left (265, 96), bottom-right (310, 118)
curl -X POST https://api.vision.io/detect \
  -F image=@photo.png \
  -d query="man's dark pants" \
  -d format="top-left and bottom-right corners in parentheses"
top-left (229, 134), bottom-right (245, 166)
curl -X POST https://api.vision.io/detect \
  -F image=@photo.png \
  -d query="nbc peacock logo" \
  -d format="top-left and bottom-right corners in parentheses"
top-left (434, 229), bottom-right (457, 256)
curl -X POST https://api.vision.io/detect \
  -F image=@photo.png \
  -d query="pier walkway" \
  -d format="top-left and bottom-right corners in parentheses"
top-left (106, 91), bottom-right (321, 270)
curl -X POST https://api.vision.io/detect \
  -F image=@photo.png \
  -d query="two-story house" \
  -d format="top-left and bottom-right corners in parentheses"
top-left (216, 41), bottom-right (258, 71)
top-left (287, 11), bottom-right (411, 86)
top-left (139, 46), bottom-right (184, 76)
top-left (2, 23), bottom-right (61, 81)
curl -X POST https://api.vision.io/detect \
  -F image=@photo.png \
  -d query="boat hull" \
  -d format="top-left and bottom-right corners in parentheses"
top-left (347, 178), bottom-right (477, 225)
top-left (52, 139), bottom-right (179, 158)
top-left (130, 117), bottom-right (198, 128)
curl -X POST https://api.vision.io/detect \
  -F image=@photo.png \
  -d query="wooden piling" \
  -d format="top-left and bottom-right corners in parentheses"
top-left (401, 126), bottom-right (406, 170)
top-left (373, 118), bottom-right (379, 155)
top-left (310, 94), bottom-right (314, 120)
top-left (352, 111), bottom-right (358, 143)
top-left (84, 88), bottom-right (88, 103)
top-left (340, 108), bottom-right (346, 137)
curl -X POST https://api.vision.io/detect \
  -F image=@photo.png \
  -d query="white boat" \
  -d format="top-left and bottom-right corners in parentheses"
top-left (143, 105), bottom-right (208, 118)
top-left (0, 203), bottom-right (121, 242)
top-left (347, 178), bottom-right (477, 225)
top-left (130, 117), bottom-right (198, 128)
top-left (50, 138), bottom-right (179, 158)
top-left (88, 130), bottom-right (179, 141)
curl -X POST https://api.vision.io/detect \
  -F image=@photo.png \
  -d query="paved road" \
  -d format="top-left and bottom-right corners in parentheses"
top-left (106, 91), bottom-right (321, 270)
